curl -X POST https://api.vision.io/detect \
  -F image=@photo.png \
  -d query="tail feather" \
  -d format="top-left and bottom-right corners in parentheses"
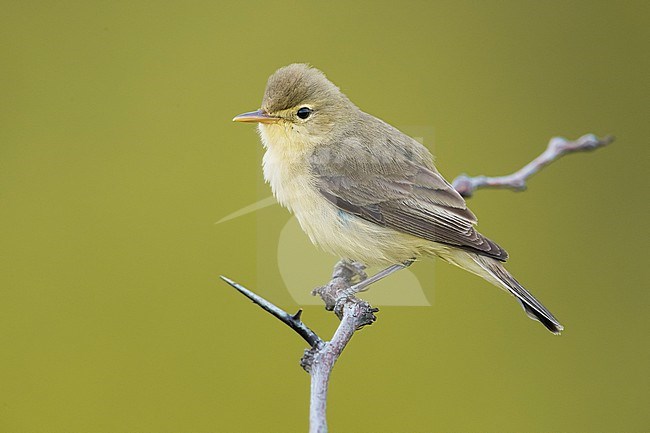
top-left (519, 301), bottom-right (563, 334)
top-left (472, 254), bottom-right (564, 334)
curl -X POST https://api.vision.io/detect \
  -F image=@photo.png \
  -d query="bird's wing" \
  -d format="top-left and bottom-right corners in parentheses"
top-left (310, 127), bottom-right (508, 261)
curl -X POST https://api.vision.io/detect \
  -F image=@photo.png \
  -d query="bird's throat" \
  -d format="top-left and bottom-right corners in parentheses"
top-left (259, 123), bottom-right (316, 212)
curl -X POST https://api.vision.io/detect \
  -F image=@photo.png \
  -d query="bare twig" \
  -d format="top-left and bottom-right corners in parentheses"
top-left (308, 261), bottom-right (378, 433)
top-left (219, 275), bottom-right (322, 348)
top-left (452, 134), bottom-right (614, 197)
top-left (220, 261), bottom-right (376, 433)
top-left (307, 298), bottom-right (376, 433)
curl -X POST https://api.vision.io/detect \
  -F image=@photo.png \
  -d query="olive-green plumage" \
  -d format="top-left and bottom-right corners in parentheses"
top-left (234, 63), bottom-right (563, 334)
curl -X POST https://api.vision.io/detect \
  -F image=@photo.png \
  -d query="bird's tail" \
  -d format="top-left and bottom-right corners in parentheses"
top-left (440, 249), bottom-right (564, 334)
top-left (468, 254), bottom-right (564, 334)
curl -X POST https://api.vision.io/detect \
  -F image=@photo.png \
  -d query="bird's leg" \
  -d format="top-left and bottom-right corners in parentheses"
top-left (338, 259), bottom-right (414, 298)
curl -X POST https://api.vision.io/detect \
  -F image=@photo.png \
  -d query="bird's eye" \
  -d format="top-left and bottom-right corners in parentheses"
top-left (296, 107), bottom-right (313, 119)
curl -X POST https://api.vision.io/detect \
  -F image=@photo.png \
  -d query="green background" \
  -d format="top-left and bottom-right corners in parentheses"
top-left (2, 1), bottom-right (648, 432)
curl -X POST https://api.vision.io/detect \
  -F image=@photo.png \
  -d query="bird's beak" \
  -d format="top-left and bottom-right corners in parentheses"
top-left (232, 109), bottom-right (280, 124)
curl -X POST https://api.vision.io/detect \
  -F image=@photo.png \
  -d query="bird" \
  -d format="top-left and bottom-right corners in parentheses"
top-left (233, 63), bottom-right (563, 334)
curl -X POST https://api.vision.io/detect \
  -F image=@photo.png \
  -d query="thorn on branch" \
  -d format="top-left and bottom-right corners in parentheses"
top-left (219, 275), bottom-right (322, 348)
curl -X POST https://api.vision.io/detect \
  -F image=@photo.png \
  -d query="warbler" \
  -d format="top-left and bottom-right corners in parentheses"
top-left (233, 63), bottom-right (563, 334)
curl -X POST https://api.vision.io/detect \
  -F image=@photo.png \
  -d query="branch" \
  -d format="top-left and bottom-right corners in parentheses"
top-left (452, 134), bottom-right (614, 197)
top-left (308, 261), bottom-right (378, 433)
top-left (220, 261), bottom-right (376, 433)
top-left (219, 275), bottom-right (322, 348)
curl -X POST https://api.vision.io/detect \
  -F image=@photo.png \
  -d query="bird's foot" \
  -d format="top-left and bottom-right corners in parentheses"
top-left (312, 260), bottom-right (367, 310)
top-left (313, 259), bottom-right (412, 313)
top-left (333, 259), bottom-right (367, 284)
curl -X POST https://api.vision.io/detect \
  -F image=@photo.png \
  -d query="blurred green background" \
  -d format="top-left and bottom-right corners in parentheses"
top-left (2, 1), bottom-right (648, 432)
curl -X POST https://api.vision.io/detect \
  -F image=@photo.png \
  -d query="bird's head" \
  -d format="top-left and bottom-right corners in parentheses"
top-left (233, 64), bottom-right (356, 149)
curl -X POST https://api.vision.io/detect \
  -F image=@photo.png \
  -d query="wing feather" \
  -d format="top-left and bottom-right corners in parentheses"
top-left (310, 117), bottom-right (508, 261)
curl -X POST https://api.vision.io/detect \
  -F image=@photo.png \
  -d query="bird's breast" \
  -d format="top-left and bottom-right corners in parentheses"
top-left (258, 124), bottom-right (428, 265)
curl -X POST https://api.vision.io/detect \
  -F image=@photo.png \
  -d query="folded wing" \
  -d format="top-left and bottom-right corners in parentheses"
top-left (310, 122), bottom-right (508, 261)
